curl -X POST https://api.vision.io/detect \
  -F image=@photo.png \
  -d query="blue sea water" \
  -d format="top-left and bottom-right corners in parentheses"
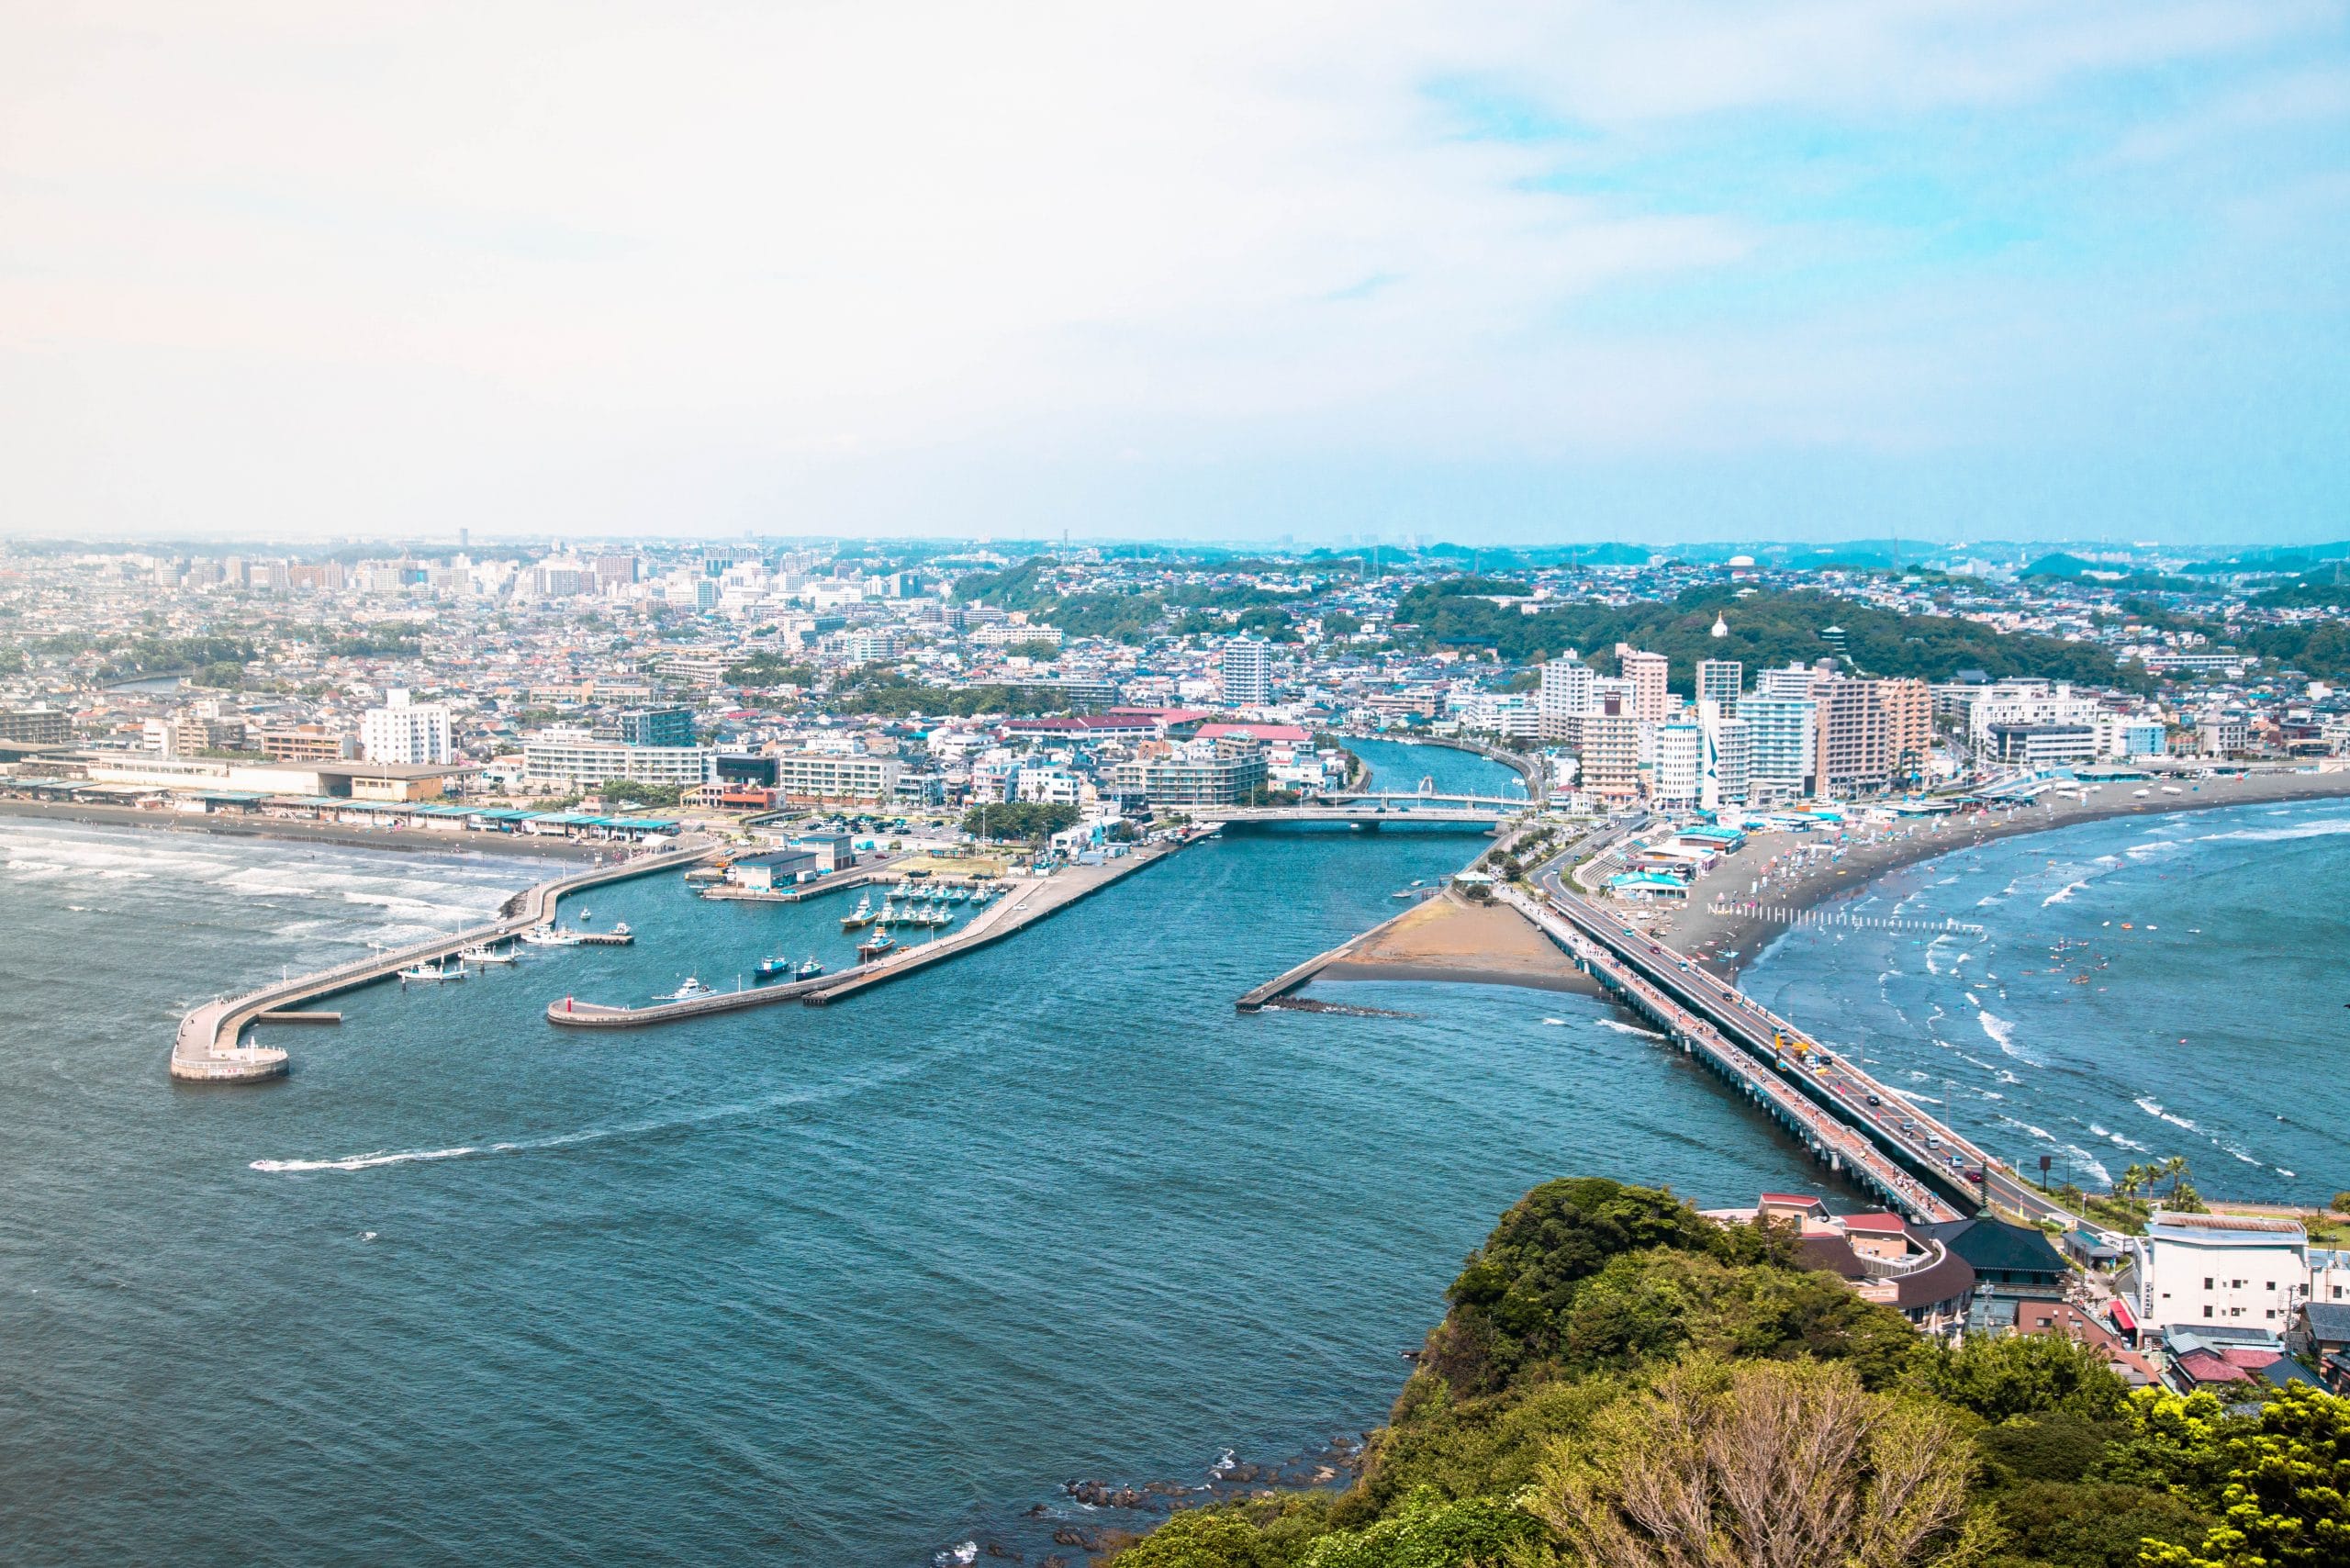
top-left (1742, 794), bottom-right (2350, 1207)
top-left (20, 746), bottom-right (2327, 1563)
top-left (0, 742), bottom-right (1821, 1565)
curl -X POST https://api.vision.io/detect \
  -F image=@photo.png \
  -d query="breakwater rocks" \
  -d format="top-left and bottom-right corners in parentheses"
top-left (942, 1435), bottom-right (1368, 1564)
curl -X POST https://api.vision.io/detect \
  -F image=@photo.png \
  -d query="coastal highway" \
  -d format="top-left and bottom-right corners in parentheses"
top-left (1500, 881), bottom-right (1962, 1223)
top-left (1528, 839), bottom-right (2093, 1231)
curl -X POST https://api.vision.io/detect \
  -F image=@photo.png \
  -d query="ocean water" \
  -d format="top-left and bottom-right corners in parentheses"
top-left (0, 743), bottom-right (1871, 1565)
top-left (1742, 794), bottom-right (2350, 1206)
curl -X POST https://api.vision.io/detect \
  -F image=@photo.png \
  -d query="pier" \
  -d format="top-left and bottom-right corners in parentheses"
top-left (543, 845), bottom-right (1181, 1028)
top-left (170, 839), bottom-right (719, 1082)
top-left (1235, 898), bottom-right (1432, 1010)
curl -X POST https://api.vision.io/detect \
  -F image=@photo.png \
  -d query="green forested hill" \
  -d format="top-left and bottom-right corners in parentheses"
top-left (1395, 586), bottom-right (2144, 690)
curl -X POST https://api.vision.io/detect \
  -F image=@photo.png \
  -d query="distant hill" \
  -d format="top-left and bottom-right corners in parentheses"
top-left (1393, 584), bottom-right (2145, 690)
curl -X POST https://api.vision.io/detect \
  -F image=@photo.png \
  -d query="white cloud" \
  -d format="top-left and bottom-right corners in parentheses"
top-left (0, 1), bottom-right (2343, 539)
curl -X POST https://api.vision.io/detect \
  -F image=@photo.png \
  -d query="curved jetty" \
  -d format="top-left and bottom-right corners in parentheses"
top-left (171, 839), bottom-right (718, 1083)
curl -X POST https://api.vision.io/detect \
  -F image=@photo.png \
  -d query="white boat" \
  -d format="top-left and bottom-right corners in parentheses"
top-left (398, 959), bottom-right (464, 981)
top-left (654, 976), bottom-right (714, 1002)
top-left (461, 943), bottom-right (516, 965)
top-left (520, 924), bottom-right (584, 946)
top-left (840, 897), bottom-right (875, 931)
top-left (796, 956), bottom-right (827, 980)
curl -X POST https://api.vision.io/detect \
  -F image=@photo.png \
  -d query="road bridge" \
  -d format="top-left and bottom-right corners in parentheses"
top-left (1199, 794), bottom-right (1528, 827)
top-left (1502, 882), bottom-right (1966, 1223)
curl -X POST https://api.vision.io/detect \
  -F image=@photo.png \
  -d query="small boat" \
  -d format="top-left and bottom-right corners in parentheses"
top-left (755, 955), bottom-right (794, 979)
top-left (796, 957), bottom-right (826, 980)
top-left (520, 924), bottom-right (583, 946)
top-left (857, 930), bottom-right (896, 962)
top-left (654, 976), bottom-right (714, 1002)
top-left (840, 897), bottom-right (875, 931)
top-left (611, 922), bottom-right (631, 937)
top-left (876, 901), bottom-right (901, 924)
top-left (398, 959), bottom-right (464, 982)
top-left (461, 943), bottom-right (516, 965)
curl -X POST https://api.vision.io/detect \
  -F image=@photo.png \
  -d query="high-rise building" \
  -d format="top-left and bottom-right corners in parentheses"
top-left (1221, 637), bottom-right (1271, 708)
top-left (1538, 651), bottom-right (1595, 740)
top-left (1813, 678), bottom-right (1930, 796)
top-left (1652, 721), bottom-right (1703, 808)
top-left (1696, 659), bottom-right (1742, 714)
top-left (618, 707), bottom-right (696, 747)
top-left (1708, 714), bottom-right (1751, 809)
top-left (361, 689), bottom-right (453, 765)
top-left (1754, 662), bottom-right (1825, 701)
top-left (1739, 697), bottom-right (1817, 803)
top-left (1617, 646), bottom-right (1669, 724)
top-left (1566, 695), bottom-right (1643, 802)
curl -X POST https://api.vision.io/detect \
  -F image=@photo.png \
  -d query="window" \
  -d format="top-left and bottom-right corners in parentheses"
top-left (2205, 1277), bottom-right (2214, 1290)
top-left (2266, 1310), bottom-right (2277, 1320)
top-left (2204, 1305), bottom-right (2214, 1318)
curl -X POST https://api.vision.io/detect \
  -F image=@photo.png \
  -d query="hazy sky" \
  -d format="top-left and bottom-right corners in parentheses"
top-left (4, 3), bottom-right (2346, 545)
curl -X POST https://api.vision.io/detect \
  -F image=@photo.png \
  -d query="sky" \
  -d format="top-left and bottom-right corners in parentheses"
top-left (2, 1), bottom-right (2347, 547)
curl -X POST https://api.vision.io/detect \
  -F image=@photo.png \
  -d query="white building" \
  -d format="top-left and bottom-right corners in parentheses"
top-left (1653, 722), bottom-right (1703, 808)
top-left (1739, 696), bottom-right (1817, 803)
top-left (521, 730), bottom-right (717, 788)
top-left (1753, 663), bottom-right (1823, 701)
top-left (2129, 1212), bottom-right (2316, 1334)
top-left (361, 689), bottom-right (453, 765)
top-left (1706, 708), bottom-right (1751, 809)
top-left (1968, 682), bottom-right (2102, 747)
top-left (1538, 651), bottom-right (1596, 740)
top-left (772, 751), bottom-right (904, 802)
top-left (1221, 637), bottom-right (1272, 708)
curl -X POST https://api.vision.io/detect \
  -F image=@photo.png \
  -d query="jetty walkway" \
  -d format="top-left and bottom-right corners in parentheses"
top-left (170, 839), bottom-right (719, 1083)
top-left (543, 843), bottom-right (1182, 1029)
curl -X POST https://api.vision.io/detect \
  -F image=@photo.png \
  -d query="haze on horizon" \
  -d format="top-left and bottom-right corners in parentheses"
top-left (3, 3), bottom-right (2346, 548)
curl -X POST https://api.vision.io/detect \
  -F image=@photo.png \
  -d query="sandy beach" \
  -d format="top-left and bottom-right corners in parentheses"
top-left (1641, 768), bottom-right (2350, 980)
top-left (1317, 890), bottom-right (1600, 994)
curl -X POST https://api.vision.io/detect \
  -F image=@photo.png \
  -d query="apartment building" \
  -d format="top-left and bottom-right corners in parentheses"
top-left (1537, 652), bottom-right (1595, 740)
top-left (361, 689), bottom-right (453, 765)
top-left (521, 730), bottom-right (718, 788)
top-left (771, 751), bottom-right (904, 802)
top-left (1696, 658), bottom-right (1742, 714)
top-left (1813, 677), bottom-right (1930, 796)
top-left (1617, 645), bottom-right (1669, 724)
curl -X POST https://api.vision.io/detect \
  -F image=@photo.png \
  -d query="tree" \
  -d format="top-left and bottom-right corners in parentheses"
top-left (2139, 1385), bottom-right (2350, 1568)
top-left (1527, 1355), bottom-right (1989, 1568)
top-left (2332, 1193), bottom-right (2350, 1216)
top-left (1301, 1486), bottom-right (1542, 1568)
top-left (1915, 1332), bottom-right (2130, 1425)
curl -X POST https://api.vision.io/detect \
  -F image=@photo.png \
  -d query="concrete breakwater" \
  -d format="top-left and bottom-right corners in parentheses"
top-left (545, 846), bottom-right (1180, 1028)
top-left (170, 840), bottom-right (719, 1083)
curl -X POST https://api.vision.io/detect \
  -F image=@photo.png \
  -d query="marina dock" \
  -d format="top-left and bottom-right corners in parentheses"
top-left (544, 846), bottom-right (1178, 1028)
top-left (170, 839), bottom-right (719, 1082)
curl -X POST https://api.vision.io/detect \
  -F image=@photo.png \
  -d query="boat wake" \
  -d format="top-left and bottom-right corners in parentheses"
top-left (1595, 1019), bottom-right (1666, 1040)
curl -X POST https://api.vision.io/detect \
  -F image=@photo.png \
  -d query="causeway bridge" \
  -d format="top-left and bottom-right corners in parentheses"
top-left (1504, 879), bottom-right (1969, 1223)
top-left (171, 839), bottom-right (719, 1083)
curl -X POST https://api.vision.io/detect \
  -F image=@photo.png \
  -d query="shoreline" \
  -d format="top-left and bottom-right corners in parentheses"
top-left (1651, 769), bottom-right (2350, 981)
top-left (0, 797), bottom-right (608, 863)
